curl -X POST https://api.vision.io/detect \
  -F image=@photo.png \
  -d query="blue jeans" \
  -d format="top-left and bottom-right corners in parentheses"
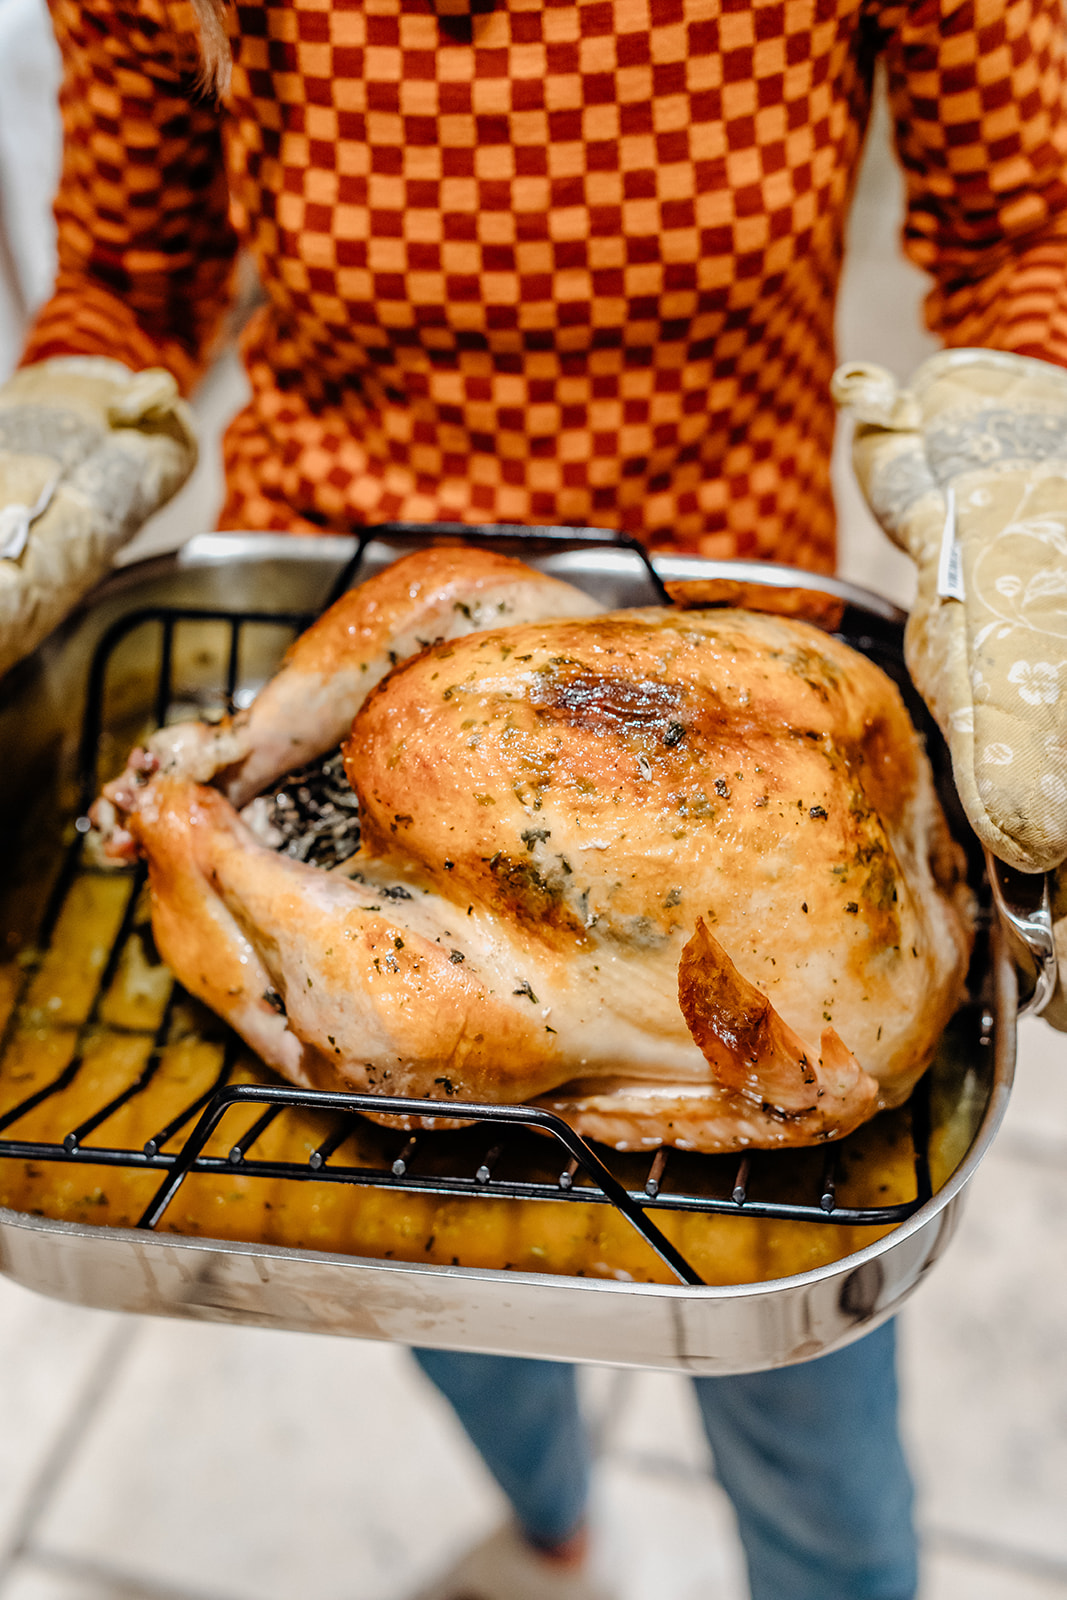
top-left (413, 1320), bottom-right (917, 1600)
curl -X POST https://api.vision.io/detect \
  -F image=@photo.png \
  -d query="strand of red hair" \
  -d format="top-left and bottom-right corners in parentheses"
top-left (189, 0), bottom-right (233, 95)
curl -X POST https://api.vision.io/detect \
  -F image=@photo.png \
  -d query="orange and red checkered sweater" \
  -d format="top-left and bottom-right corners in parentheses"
top-left (21, 0), bottom-right (1067, 563)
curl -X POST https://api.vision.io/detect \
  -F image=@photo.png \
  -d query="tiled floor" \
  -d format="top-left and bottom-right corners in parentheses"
top-left (2, 49), bottom-right (1067, 1600)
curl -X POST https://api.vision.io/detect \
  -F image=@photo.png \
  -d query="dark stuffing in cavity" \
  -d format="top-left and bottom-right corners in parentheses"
top-left (251, 748), bottom-right (361, 869)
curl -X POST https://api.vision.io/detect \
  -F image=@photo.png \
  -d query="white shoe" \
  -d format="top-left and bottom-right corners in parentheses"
top-left (410, 1524), bottom-right (614, 1600)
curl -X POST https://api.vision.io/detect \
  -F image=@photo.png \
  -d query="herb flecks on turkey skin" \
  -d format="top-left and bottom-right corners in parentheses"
top-left (97, 550), bottom-right (972, 1154)
top-left (345, 604), bottom-right (971, 1131)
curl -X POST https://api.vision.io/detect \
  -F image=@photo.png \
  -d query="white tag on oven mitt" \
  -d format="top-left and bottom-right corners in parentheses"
top-left (0, 356), bottom-right (197, 682)
top-left (832, 349), bottom-right (1067, 1027)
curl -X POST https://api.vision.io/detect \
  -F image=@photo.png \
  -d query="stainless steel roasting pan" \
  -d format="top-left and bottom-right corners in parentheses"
top-left (0, 529), bottom-right (1035, 1373)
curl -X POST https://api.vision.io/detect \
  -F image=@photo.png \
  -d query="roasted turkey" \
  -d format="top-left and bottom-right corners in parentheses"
top-left (92, 547), bottom-right (974, 1153)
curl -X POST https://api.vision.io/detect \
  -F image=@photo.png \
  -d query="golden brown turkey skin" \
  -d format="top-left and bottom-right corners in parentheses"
top-left (100, 552), bottom-right (974, 1153)
top-left (123, 778), bottom-right (562, 1109)
top-left (123, 772), bottom-right (884, 1149)
top-left (347, 605), bottom-right (972, 1121)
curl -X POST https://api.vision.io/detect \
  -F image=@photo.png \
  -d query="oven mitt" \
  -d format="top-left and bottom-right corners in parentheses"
top-left (0, 356), bottom-right (197, 681)
top-left (832, 348), bottom-right (1067, 1027)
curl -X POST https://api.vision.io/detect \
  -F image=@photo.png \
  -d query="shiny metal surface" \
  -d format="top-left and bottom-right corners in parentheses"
top-left (0, 532), bottom-right (1017, 1373)
top-left (986, 852), bottom-right (1058, 1020)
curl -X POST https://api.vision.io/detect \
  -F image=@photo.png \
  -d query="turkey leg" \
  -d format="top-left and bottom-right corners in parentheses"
top-left (93, 546), bottom-right (598, 854)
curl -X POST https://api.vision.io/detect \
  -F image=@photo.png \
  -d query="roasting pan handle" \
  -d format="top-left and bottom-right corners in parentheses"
top-left (985, 853), bottom-right (1058, 1019)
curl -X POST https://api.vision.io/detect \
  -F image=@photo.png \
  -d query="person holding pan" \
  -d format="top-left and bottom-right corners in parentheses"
top-left (1, 0), bottom-right (1066, 1593)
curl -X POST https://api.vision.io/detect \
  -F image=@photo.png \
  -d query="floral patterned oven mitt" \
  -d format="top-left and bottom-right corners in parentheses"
top-left (832, 349), bottom-right (1067, 1030)
top-left (0, 358), bottom-right (197, 683)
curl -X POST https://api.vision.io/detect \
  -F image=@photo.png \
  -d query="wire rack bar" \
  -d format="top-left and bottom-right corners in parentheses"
top-left (0, 1132), bottom-right (927, 1230)
top-left (644, 1149), bottom-right (669, 1198)
top-left (390, 1134), bottom-right (419, 1177)
top-left (0, 1048), bottom-right (942, 1230)
top-left (228, 1106), bottom-right (283, 1165)
top-left (134, 1084), bottom-right (706, 1286)
top-left (320, 521), bottom-right (673, 612)
top-left (309, 1115), bottom-right (363, 1172)
top-left (143, 1052), bottom-right (237, 1158)
top-left (63, 987), bottom-right (180, 1153)
top-left (731, 1155), bottom-right (752, 1207)
top-left (910, 1068), bottom-right (934, 1209)
top-left (0, 857), bottom-right (143, 1138)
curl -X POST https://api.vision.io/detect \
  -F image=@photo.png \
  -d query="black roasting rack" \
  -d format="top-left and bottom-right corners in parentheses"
top-left (0, 526), bottom-right (989, 1288)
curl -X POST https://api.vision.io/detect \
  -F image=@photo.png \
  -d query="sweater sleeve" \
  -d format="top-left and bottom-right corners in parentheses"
top-left (877, 0), bottom-right (1067, 367)
top-left (19, 0), bottom-right (237, 393)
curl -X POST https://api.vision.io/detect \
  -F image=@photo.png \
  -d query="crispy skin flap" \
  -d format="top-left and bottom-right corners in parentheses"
top-left (677, 918), bottom-right (879, 1134)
